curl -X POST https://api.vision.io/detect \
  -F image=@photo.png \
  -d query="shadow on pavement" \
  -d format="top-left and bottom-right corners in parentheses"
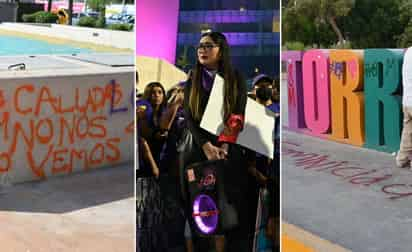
top-left (0, 162), bottom-right (134, 214)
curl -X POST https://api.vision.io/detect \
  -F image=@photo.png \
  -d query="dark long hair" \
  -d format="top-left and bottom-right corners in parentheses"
top-left (189, 32), bottom-right (238, 122)
top-left (142, 82), bottom-right (166, 125)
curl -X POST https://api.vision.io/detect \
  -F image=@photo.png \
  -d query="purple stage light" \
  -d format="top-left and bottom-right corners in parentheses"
top-left (179, 10), bottom-right (279, 24)
top-left (192, 194), bottom-right (219, 234)
top-left (178, 33), bottom-right (279, 46)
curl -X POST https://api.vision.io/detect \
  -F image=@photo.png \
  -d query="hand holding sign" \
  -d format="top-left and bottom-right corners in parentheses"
top-left (200, 74), bottom-right (275, 158)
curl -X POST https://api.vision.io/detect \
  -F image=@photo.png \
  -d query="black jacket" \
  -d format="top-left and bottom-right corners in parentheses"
top-left (183, 70), bottom-right (247, 149)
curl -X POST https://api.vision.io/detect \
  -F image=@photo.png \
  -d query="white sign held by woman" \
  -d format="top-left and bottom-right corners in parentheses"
top-left (200, 74), bottom-right (275, 158)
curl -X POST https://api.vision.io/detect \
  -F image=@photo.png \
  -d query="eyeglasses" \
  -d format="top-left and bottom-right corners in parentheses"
top-left (197, 43), bottom-right (218, 51)
top-left (254, 85), bottom-right (273, 90)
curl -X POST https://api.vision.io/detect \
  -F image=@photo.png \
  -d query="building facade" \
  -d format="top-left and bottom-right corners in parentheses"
top-left (176, 0), bottom-right (280, 86)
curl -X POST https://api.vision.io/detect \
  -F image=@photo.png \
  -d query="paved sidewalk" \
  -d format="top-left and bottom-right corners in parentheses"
top-left (283, 222), bottom-right (350, 252)
top-left (0, 163), bottom-right (134, 252)
top-left (283, 130), bottom-right (412, 252)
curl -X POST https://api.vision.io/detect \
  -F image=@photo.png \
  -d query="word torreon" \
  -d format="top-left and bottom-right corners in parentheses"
top-left (282, 49), bottom-right (410, 153)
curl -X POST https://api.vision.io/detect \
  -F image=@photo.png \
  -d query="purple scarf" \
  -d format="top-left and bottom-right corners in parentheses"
top-left (202, 67), bottom-right (217, 92)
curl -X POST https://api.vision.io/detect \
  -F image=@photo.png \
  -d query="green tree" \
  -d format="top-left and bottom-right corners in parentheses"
top-left (283, 0), bottom-right (412, 49)
top-left (87, 0), bottom-right (100, 11)
top-left (87, 0), bottom-right (106, 27)
top-left (396, 0), bottom-right (412, 47)
top-left (342, 0), bottom-right (403, 48)
top-left (282, 6), bottom-right (316, 45)
top-left (282, 3), bottom-right (335, 48)
top-left (294, 0), bottom-right (355, 45)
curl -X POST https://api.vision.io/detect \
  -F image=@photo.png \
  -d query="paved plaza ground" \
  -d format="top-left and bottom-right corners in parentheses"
top-left (0, 163), bottom-right (134, 251)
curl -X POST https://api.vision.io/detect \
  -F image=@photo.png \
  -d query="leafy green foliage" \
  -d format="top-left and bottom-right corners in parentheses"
top-left (282, 4), bottom-right (336, 48)
top-left (22, 11), bottom-right (58, 24)
top-left (396, 0), bottom-right (412, 47)
top-left (22, 13), bottom-right (36, 23)
top-left (342, 0), bottom-right (404, 48)
top-left (283, 41), bottom-right (305, 51)
top-left (77, 16), bottom-right (97, 27)
top-left (35, 11), bottom-right (59, 23)
top-left (87, 0), bottom-right (106, 12)
top-left (283, 0), bottom-right (412, 49)
top-left (96, 15), bottom-right (106, 28)
top-left (295, 0), bottom-right (355, 44)
top-left (107, 23), bottom-right (134, 31)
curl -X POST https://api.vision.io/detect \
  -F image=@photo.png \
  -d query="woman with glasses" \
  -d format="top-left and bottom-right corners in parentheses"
top-left (183, 32), bottom-right (250, 252)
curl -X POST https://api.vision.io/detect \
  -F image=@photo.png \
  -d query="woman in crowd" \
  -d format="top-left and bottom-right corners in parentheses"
top-left (159, 83), bottom-right (186, 176)
top-left (156, 82), bottom-right (189, 251)
top-left (136, 82), bottom-right (168, 252)
top-left (249, 74), bottom-right (280, 251)
top-left (140, 82), bottom-right (168, 164)
top-left (183, 31), bottom-right (250, 252)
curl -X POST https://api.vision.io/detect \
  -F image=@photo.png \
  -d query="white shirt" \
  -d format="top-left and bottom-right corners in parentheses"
top-left (403, 47), bottom-right (412, 106)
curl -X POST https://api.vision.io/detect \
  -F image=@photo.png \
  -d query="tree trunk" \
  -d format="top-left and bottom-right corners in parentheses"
top-left (328, 16), bottom-right (345, 44)
top-left (47, 0), bottom-right (52, 12)
top-left (99, 5), bottom-right (106, 27)
top-left (68, 0), bottom-right (73, 25)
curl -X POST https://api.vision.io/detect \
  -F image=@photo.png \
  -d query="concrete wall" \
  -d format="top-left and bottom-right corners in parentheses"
top-left (136, 55), bottom-right (187, 92)
top-left (0, 23), bottom-right (134, 50)
top-left (0, 56), bottom-right (134, 184)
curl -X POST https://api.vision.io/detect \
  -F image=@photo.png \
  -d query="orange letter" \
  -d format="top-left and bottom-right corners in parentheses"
top-left (125, 121), bottom-right (134, 134)
top-left (106, 137), bottom-right (121, 162)
top-left (0, 112), bottom-right (9, 140)
top-left (58, 115), bottom-right (76, 146)
top-left (71, 148), bottom-right (88, 170)
top-left (329, 50), bottom-right (364, 146)
top-left (89, 143), bottom-right (105, 166)
top-left (34, 87), bottom-right (58, 116)
top-left (14, 84), bottom-right (34, 115)
top-left (35, 118), bottom-right (54, 144)
top-left (0, 152), bottom-right (11, 172)
top-left (89, 116), bottom-right (107, 138)
top-left (92, 86), bottom-right (107, 111)
top-left (9, 120), bottom-right (34, 154)
top-left (75, 115), bottom-right (89, 140)
top-left (52, 148), bottom-right (71, 174)
top-left (26, 144), bottom-right (54, 179)
top-left (0, 90), bottom-right (6, 109)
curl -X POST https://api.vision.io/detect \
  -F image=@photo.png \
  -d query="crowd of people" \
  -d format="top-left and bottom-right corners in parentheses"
top-left (137, 32), bottom-right (279, 252)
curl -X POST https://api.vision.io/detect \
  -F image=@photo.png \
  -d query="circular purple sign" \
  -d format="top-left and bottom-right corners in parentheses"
top-left (192, 194), bottom-right (219, 234)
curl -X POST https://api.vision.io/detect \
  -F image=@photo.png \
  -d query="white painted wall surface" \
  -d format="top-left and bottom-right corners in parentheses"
top-left (0, 57), bottom-right (134, 184)
top-left (136, 55), bottom-right (187, 92)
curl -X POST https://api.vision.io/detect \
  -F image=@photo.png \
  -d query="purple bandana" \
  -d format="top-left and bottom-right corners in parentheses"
top-left (202, 67), bottom-right (217, 92)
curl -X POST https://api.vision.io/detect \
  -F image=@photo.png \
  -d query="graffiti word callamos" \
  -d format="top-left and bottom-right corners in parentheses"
top-left (0, 79), bottom-right (133, 180)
